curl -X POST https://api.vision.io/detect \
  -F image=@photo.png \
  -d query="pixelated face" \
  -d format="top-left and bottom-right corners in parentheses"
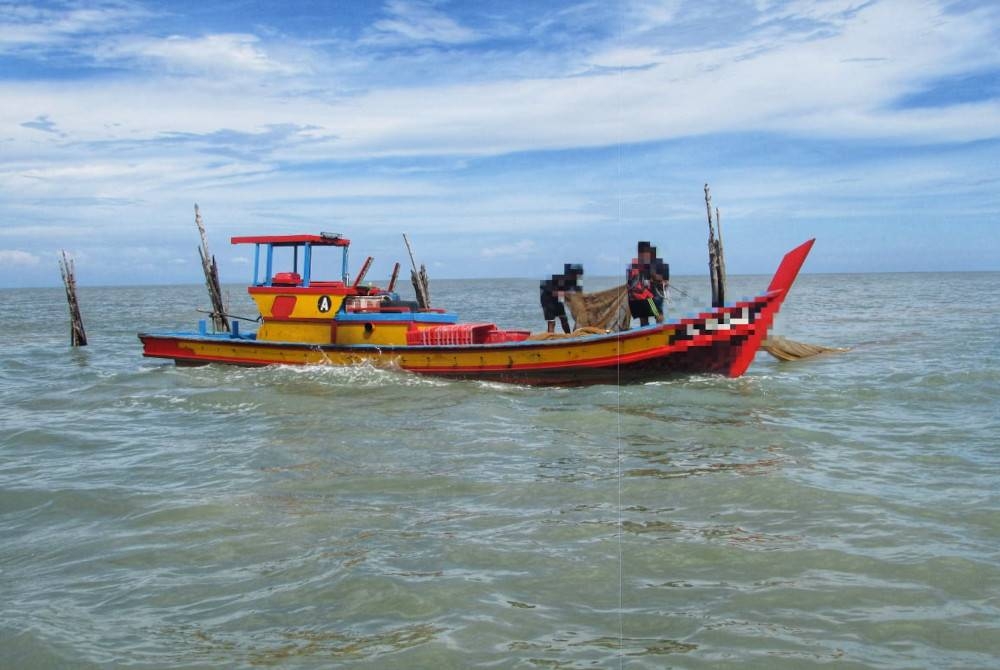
top-left (548, 272), bottom-right (581, 292)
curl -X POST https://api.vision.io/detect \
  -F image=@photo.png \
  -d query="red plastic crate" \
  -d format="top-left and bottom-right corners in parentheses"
top-left (484, 329), bottom-right (531, 344)
top-left (406, 323), bottom-right (497, 346)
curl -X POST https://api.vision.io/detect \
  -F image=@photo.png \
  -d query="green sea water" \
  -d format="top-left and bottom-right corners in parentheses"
top-left (2, 273), bottom-right (999, 668)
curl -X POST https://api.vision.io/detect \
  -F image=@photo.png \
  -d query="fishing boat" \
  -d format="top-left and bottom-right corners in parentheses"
top-left (139, 233), bottom-right (814, 386)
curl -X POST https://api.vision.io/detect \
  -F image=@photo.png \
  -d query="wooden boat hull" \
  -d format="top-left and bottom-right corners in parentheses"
top-left (139, 240), bottom-right (814, 386)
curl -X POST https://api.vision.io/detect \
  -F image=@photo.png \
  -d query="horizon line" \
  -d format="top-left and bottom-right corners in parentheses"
top-left (5, 267), bottom-right (999, 291)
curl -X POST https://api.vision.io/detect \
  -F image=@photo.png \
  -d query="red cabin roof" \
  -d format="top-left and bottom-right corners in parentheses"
top-left (230, 234), bottom-right (350, 247)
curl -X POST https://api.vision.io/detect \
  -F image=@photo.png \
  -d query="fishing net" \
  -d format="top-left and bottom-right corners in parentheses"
top-left (761, 336), bottom-right (850, 361)
top-left (565, 285), bottom-right (631, 332)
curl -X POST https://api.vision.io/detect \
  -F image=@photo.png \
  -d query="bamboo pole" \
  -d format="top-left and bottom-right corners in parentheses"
top-left (403, 234), bottom-right (430, 309)
top-left (714, 205), bottom-right (727, 306)
top-left (418, 264), bottom-right (431, 307)
top-left (704, 184), bottom-right (719, 307)
top-left (387, 262), bottom-right (401, 293)
top-left (58, 250), bottom-right (87, 346)
top-left (195, 204), bottom-right (230, 332)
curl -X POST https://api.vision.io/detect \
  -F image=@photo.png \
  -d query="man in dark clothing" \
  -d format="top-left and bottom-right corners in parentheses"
top-left (540, 264), bottom-right (583, 333)
top-left (627, 241), bottom-right (669, 327)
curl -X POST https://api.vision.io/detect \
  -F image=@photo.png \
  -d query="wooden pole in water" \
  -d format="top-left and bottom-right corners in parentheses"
top-left (403, 233), bottom-right (431, 309)
top-left (195, 204), bottom-right (230, 332)
top-left (704, 184), bottom-right (720, 307)
top-left (418, 263), bottom-right (431, 307)
top-left (714, 205), bottom-right (727, 306)
top-left (58, 250), bottom-right (87, 346)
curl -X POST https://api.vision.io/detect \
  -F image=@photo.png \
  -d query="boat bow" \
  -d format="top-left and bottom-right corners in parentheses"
top-left (726, 238), bottom-right (814, 376)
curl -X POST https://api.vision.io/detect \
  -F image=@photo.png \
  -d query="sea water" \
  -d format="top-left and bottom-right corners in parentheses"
top-left (2, 273), bottom-right (999, 668)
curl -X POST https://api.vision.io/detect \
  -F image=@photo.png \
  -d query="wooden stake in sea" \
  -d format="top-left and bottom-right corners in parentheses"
top-left (58, 250), bottom-right (87, 347)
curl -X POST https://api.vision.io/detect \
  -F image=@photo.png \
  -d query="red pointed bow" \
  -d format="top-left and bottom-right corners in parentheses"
top-left (767, 238), bottom-right (815, 294)
top-left (727, 238), bottom-right (815, 377)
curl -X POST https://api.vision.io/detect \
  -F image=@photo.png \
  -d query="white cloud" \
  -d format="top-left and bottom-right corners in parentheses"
top-left (1, 0), bottom-right (999, 285)
top-left (366, 0), bottom-right (481, 45)
top-left (624, 0), bottom-right (683, 31)
top-left (0, 224), bottom-right (92, 240)
top-left (105, 33), bottom-right (302, 76)
top-left (0, 154), bottom-right (271, 204)
top-left (588, 46), bottom-right (662, 69)
top-left (0, 249), bottom-right (41, 266)
top-left (481, 240), bottom-right (536, 258)
top-left (2, 0), bottom-right (997, 167)
top-left (0, 3), bottom-right (149, 52)
top-left (753, 0), bottom-right (874, 25)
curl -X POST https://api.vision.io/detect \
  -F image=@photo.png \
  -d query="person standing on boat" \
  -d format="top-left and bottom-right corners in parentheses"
top-left (540, 264), bottom-right (583, 334)
top-left (627, 241), bottom-right (669, 327)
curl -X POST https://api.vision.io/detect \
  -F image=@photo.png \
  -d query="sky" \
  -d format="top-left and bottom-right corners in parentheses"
top-left (1, 0), bottom-right (998, 288)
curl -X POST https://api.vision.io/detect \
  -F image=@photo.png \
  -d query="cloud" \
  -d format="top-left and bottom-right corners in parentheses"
top-left (20, 114), bottom-right (62, 134)
top-left (0, 5), bottom-right (303, 78)
top-left (625, 0), bottom-right (682, 28)
top-left (481, 239), bottom-right (536, 258)
top-left (3, 0), bottom-right (998, 166)
top-left (0, 2), bottom-right (150, 53)
top-left (366, 0), bottom-right (481, 45)
top-left (104, 33), bottom-right (302, 76)
top-left (0, 249), bottom-right (41, 266)
top-left (1, 0), bottom-right (998, 286)
top-left (752, 0), bottom-right (875, 26)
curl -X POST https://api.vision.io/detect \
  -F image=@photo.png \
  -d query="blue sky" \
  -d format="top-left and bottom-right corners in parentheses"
top-left (1, 0), bottom-right (998, 288)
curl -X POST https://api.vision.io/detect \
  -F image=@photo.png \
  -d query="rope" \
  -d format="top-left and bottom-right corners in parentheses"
top-left (525, 327), bottom-right (609, 341)
top-left (195, 309), bottom-right (262, 324)
top-left (615, 63), bottom-right (625, 668)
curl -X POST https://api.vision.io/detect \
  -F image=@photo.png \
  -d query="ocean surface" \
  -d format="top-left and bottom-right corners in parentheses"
top-left (2, 272), bottom-right (999, 669)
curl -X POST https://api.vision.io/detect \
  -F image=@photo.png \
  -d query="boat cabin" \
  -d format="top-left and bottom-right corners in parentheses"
top-left (231, 233), bottom-right (459, 345)
top-left (233, 232), bottom-right (352, 289)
